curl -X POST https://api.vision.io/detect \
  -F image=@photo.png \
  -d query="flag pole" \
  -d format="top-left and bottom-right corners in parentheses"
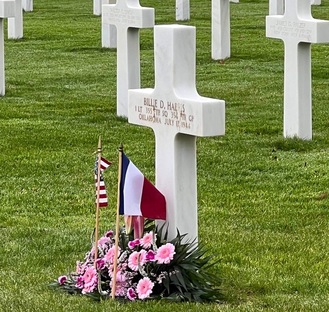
top-left (111, 144), bottom-right (123, 299)
top-left (94, 136), bottom-right (102, 268)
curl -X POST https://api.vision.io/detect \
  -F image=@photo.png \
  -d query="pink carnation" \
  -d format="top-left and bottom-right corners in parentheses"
top-left (155, 243), bottom-right (175, 264)
top-left (128, 250), bottom-right (146, 271)
top-left (57, 275), bottom-right (67, 285)
top-left (98, 236), bottom-right (109, 247)
top-left (145, 250), bottom-right (156, 262)
top-left (127, 287), bottom-right (137, 301)
top-left (136, 277), bottom-right (154, 300)
top-left (128, 239), bottom-right (140, 250)
top-left (140, 231), bottom-right (154, 249)
top-left (75, 276), bottom-right (84, 289)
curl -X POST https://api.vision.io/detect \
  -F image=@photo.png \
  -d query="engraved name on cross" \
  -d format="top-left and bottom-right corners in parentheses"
top-left (102, 0), bottom-right (154, 117)
top-left (266, 0), bottom-right (329, 139)
top-left (128, 25), bottom-right (225, 241)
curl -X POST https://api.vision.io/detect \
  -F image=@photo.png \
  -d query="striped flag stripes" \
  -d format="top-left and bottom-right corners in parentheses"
top-left (95, 157), bottom-right (112, 208)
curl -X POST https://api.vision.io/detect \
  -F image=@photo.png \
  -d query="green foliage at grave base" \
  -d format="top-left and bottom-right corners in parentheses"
top-left (1, 0), bottom-right (329, 311)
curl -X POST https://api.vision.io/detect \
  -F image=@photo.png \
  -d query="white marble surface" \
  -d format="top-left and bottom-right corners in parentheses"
top-left (8, 0), bottom-right (23, 39)
top-left (22, 0), bottom-right (32, 11)
top-left (176, 0), bottom-right (189, 21)
top-left (270, 0), bottom-right (321, 15)
top-left (0, 0), bottom-right (15, 95)
top-left (266, 0), bottom-right (329, 139)
top-left (102, 0), bottom-right (154, 117)
top-left (128, 25), bottom-right (225, 241)
top-left (212, 0), bottom-right (231, 60)
top-left (101, 0), bottom-right (117, 48)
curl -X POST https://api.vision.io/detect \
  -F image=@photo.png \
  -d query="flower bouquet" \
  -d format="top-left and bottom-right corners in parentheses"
top-left (51, 220), bottom-right (222, 302)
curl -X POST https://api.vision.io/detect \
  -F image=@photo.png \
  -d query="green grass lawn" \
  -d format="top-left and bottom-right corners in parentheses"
top-left (0, 0), bottom-right (329, 311)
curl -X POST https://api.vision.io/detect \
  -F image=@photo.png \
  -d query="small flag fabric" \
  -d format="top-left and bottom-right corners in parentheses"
top-left (100, 157), bottom-right (112, 170)
top-left (119, 152), bottom-right (166, 220)
top-left (95, 157), bottom-right (111, 208)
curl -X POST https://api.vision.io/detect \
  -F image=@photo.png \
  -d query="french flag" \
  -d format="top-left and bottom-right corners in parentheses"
top-left (119, 152), bottom-right (166, 220)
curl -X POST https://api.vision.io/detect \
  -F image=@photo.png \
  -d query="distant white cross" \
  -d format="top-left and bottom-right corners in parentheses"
top-left (269, 0), bottom-right (321, 15)
top-left (102, 0), bottom-right (154, 117)
top-left (8, 0), bottom-right (22, 39)
top-left (266, 0), bottom-right (329, 139)
top-left (176, 0), bottom-right (189, 21)
top-left (22, 0), bottom-right (32, 12)
top-left (128, 25), bottom-right (225, 241)
top-left (101, 0), bottom-right (117, 48)
top-left (0, 0), bottom-right (15, 95)
top-left (212, 0), bottom-right (232, 60)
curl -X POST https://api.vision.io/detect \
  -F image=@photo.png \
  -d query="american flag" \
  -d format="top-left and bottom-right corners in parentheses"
top-left (95, 157), bottom-right (112, 207)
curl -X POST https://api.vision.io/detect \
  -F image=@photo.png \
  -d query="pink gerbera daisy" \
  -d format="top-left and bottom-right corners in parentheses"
top-left (81, 266), bottom-right (97, 294)
top-left (104, 246), bottom-right (120, 264)
top-left (140, 231), bottom-right (154, 249)
top-left (136, 277), bottom-right (154, 300)
top-left (155, 243), bottom-right (176, 264)
top-left (128, 250), bottom-right (147, 271)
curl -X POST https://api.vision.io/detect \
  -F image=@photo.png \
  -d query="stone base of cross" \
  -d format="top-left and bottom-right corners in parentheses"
top-left (266, 0), bottom-right (329, 139)
top-left (128, 25), bottom-right (225, 241)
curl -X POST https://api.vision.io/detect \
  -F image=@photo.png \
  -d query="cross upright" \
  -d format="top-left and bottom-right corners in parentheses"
top-left (128, 25), bottom-right (225, 241)
top-left (266, 0), bottom-right (329, 140)
top-left (269, 0), bottom-right (321, 15)
top-left (102, 0), bottom-right (154, 117)
top-left (22, 0), bottom-right (32, 12)
top-left (8, 0), bottom-right (23, 39)
top-left (176, 0), bottom-right (190, 21)
top-left (101, 0), bottom-right (117, 48)
top-left (0, 0), bottom-right (15, 95)
top-left (212, 0), bottom-right (232, 60)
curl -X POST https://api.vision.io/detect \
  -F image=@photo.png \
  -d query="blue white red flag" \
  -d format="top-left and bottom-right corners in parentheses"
top-left (119, 152), bottom-right (166, 220)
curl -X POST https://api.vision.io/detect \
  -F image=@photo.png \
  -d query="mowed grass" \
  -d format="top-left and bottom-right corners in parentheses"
top-left (0, 0), bottom-right (329, 311)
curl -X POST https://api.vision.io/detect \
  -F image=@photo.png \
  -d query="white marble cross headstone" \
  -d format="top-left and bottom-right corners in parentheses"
top-left (176, 0), bottom-right (238, 22)
top-left (176, 0), bottom-right (189, 21)
top-left (212, 0), bottom-right (232, 60)
top-left (8, 0), bottom-right (22, 39)
top-left (128, 25), bottom-right (225, 241)
top-left (101, 0), bottom-right (117, 48)
top-left (22, 0), bottom-right (32, 12)
top-left (270, 0), bottom-right (321, 15)
top-left (102, 0), bottom-right (154, 117)
top-left (94, 0), bottom-right (102, 15)
top-left (0, 0), bottom-right (15, 95)
top-left (266, 0), bottom-right (329, 139)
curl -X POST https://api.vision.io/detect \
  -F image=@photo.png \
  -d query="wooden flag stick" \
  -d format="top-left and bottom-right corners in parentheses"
top-left (111, 144), bottom-right (123, 299)
top-left (94, 136), bottom-right (102, 268)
